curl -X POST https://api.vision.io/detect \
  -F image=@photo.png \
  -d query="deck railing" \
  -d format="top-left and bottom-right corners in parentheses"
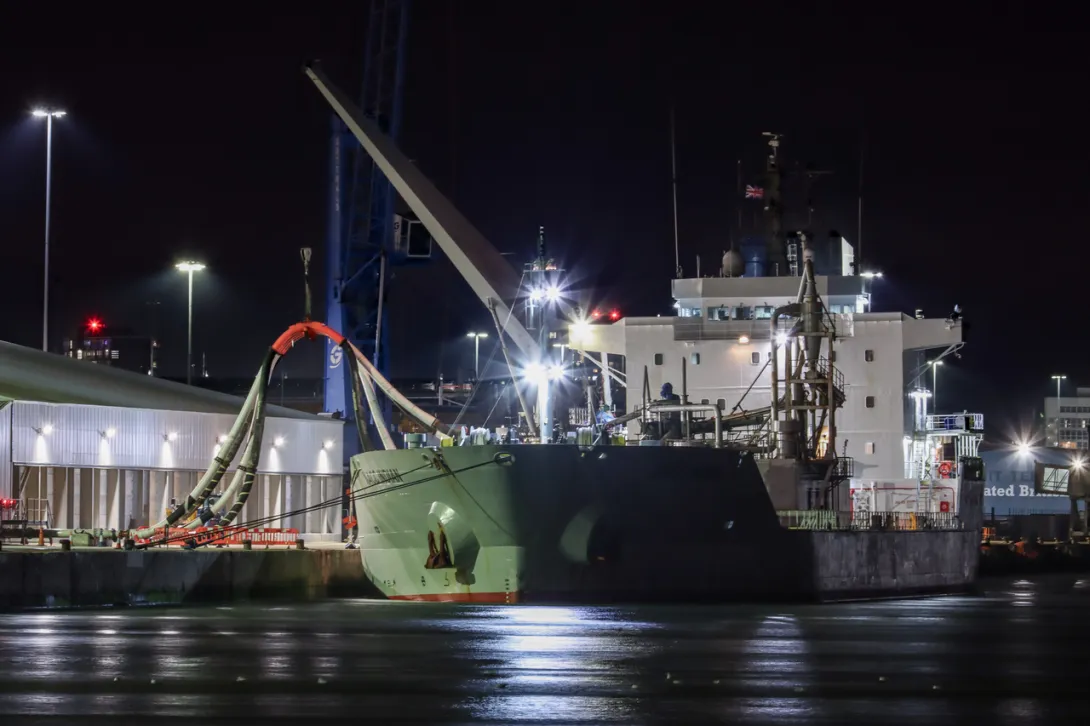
top-left (777, 510), bottom-right (965, 531)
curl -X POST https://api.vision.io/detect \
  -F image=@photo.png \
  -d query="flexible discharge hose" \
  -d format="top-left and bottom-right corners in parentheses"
top-left (345, 343), bottom-right (375, 453)
top-left (186, 352), bottom-right (274, 528)
top-left (350, 342), bottom-right (451, 438)
top-left (359, 367), bottom-right (396, 450)
top-left (216, 355), bottom-right (273, 527)
top-left (131, 352), bottom-right (274, 538)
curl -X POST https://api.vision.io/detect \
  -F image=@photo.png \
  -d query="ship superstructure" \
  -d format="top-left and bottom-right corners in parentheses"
top-left (567, 132), bottom-right (983, 529)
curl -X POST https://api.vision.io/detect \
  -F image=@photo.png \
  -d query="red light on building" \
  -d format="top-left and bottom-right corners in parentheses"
top-left (86, 318), bottom-right (103, 334)
top-left (609, 309), bottom-right (620, 321)
top-left (590, 309), bottom-right (601, 319)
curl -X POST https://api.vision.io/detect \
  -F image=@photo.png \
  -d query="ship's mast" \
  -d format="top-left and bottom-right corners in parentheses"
top-left (670, 106), bottom-right (681, 278)
top-left (760, 133), bottom-right (847, 506)
top-left (524, 226), bottom-right (562, 441)
top-left (762, 132), bottom-right (787, 277)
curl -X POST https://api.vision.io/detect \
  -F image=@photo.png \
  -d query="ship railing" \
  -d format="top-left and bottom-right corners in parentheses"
top-left (777, 510), bottom-right (964, 532)
top-left (923, 413), bottom-right (984, 433)
top-left (903, 459), bottom-right (972, 480)
top-left (813, 357), bottom-right (845, 393)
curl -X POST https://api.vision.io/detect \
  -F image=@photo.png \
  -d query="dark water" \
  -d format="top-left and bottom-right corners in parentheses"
top-left (2, 576), bottom-right (1088, 724)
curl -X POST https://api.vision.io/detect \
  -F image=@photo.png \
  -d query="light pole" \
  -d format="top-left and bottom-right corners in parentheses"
top-left (1052, 374), bottom-right (1067, 446)
top-left (31, 108), bottom-right (66, 352)
top-left (175, 262), bottom-right (206, 385)
top-left (466, 332), bottom-right (488, 379)
top-left (931, 360), bottom-right (943, 413)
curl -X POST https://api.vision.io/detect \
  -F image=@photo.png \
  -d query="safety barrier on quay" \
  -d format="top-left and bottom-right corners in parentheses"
top-left (778, 510), bottom-right (964, 531)
top-left (133, 527), bottom-right (302, 548)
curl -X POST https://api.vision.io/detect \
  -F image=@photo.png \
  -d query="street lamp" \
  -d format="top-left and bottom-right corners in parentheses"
top-left (176, 261), bottom-right (206, 385)
top-left (31, 108), bottom-right (66, 352)
top-left (466, 332), bottom-right (488, 379)
top-left (1052, 374), bottom-right (1067, 446)
top-left (931, 360), bottom-right (943, 413)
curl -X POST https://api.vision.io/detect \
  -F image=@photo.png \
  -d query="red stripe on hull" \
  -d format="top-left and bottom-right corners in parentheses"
top-left (388, 591), bottom-right (520, 604)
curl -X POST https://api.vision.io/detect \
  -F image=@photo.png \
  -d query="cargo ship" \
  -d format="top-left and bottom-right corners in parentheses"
top-left (306, 65), bottom-right (986, 603)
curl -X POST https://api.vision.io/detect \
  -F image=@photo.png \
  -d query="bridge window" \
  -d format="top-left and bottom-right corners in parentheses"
top-left (707, 306), bottom-right (730, 321)
top-left (865, 442), bottom-right (876, 454)
top-left (751, 352), bottom-right (760, 365)
top-left (716, 398), bottom-right (726, 410)
top-left (690, 352), bottom-right (700, 365)
top-left (866, 396), bottom-right (875, 408)
top-left (864, 349), bottom-right (874, 362)
top-left (654, 353), bottom-right (664, 366)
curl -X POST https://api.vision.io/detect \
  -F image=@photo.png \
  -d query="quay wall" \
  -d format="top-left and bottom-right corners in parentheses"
top-left (0, 549), bottom-right (370, 610)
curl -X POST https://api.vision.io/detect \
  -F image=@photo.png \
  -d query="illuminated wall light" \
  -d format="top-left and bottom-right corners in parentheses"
top-left (217, 434), bottom-right (228, 444)
top-left (273, 436), bottom-right (285, 448)
top-left (37, 424), bottom-right (54, 436)
top-left (165, 432), bottom-right (178, 442)
top-left (323, 439), bottom-right (334, 450)
top-left (100, 428), bottom-right (116, 439)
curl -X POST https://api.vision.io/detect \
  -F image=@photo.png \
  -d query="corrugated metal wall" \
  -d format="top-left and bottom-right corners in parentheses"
top-left (0, 402), bottom-right (12, 498)
top-left (9, 401), bottom-right (344, 476)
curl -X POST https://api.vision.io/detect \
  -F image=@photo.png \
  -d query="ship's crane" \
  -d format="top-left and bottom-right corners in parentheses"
top-left (306, 64), bottom-right (543, 366)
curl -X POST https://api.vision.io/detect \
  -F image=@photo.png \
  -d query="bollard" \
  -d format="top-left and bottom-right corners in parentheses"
top-left (242, 539), bottom-right (252, 551)
top-left (60, 539), bottom-right (71, 552)
top-left (37, 527), bottom-right (45, 547)
top-left (295, 538), bottom-right (305, 550)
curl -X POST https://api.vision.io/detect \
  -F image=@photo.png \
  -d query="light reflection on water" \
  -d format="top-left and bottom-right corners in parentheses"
top-left (0, 576), bottom-right (1086, 723)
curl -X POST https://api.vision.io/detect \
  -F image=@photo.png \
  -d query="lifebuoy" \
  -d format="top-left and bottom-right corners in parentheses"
top-left (937, 461), bottom-right (953, 478)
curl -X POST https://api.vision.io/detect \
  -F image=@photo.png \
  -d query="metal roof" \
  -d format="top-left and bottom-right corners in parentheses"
top-left (0, 340), bottom-right (320, 421)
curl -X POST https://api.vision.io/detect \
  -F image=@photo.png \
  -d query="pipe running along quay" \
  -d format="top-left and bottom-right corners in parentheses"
top-left (130, 320), bottom-right (453, 542)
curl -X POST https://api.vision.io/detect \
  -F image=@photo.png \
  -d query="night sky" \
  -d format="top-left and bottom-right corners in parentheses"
top-left (0, 2), bottom-right (1084, 440)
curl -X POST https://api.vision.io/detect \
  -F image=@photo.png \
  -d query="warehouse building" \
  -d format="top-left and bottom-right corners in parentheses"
top-left (0, 340), bottom-right (343, 540)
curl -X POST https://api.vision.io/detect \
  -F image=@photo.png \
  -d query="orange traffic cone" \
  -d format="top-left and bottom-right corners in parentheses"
top-left (37, 527), bottom-right (44, 547)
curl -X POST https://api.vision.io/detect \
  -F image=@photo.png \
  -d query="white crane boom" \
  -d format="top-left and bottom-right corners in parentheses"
top-left (304, 63), bottom-right (542, 362)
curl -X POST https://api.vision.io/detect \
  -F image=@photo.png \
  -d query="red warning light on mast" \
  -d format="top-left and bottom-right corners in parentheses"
top-left (608, 309), bottom-right (620, 321)
top-left (86, 318), bottom-right (104, 334)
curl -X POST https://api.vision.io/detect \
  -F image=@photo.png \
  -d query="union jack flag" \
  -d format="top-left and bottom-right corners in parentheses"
top-left (745, 185), bottom-right (764, 199)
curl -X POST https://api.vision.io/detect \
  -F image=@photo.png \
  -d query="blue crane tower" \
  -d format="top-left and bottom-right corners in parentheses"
top-left (323, 0), bottom-right (432, 459)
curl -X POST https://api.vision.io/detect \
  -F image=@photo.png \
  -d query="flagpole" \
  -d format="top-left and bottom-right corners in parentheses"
top-left (736, 159), bottom-right (742, 242)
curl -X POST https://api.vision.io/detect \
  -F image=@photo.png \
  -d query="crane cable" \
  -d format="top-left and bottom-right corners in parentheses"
top-left (136, 457), bottom-right (500, 550)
